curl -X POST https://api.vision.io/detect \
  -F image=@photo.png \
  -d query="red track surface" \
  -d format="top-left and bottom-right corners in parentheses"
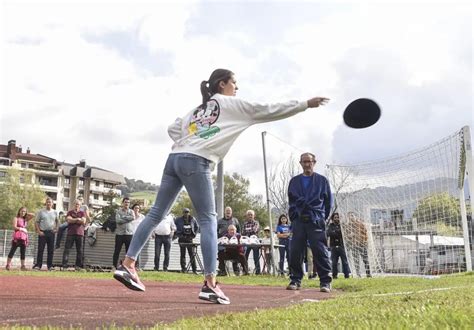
top-left (0, 274), bottom-right (333, 327)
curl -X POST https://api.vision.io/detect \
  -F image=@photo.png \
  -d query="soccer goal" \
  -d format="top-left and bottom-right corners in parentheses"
top-left (326, 126), bottom-right (473, 276)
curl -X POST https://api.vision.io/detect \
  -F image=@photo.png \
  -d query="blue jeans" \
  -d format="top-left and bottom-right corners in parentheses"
top-left (127, 153), bottom-right (217, 276)
top-left (278, 239), bottom-right (290, 274)
top-left (55, 223), bottom-right (68, 248)
top-left (289, 221), bottom-right (332, 286)
top-left (154, 235), bottom-right (172, 270)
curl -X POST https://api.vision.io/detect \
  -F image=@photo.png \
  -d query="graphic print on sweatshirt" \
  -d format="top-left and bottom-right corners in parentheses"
top-left (188, 99), bottom-right (221, 139)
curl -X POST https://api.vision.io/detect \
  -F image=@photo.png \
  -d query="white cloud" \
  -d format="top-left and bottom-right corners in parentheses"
top-left (1, 1), bottom-right (471, 198)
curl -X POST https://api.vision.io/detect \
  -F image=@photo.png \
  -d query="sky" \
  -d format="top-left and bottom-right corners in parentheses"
top-left (0, 0), bottom-right (472, 196)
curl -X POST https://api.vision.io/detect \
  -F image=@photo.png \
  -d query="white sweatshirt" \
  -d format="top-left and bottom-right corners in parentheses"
top-left (168, 93), bottom-right (308, 165)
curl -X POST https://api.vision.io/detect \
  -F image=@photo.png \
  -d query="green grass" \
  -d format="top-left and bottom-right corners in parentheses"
top-left (2, 271), bottom-right (473, 329)
top-left (129, 190), bottom-right (157, 204)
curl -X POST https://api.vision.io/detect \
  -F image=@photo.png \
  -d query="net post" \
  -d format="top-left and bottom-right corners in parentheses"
top-left (459, 188), bottom-right (472, 271)
top-left (460, 126), bottom-right (473, 271)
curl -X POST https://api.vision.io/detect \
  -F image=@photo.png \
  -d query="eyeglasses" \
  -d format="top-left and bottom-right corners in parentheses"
top-left (300, 160), bottom-right (315, 164)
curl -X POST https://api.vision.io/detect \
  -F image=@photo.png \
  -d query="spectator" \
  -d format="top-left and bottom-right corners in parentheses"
top-left (56, 196), bottom-right (90, 249)
top-left (61, 199), bottom-right (87, 271)
top-left (112, 197), bottom-right (135, 269)
top-left (242, 209), bottom-right (261, 274)
top-left (327, 212), bottom-right (350, 279)
top-left (131, 203), bottom-right (145, 270)
top-left (5, 207), bottom-right (34, 271)
top-left (175, 208), bottom-right (199, 273)
top-left (276, 214), bottom-right (291, 275)
top-left (153, 214), bottom-right (176, 271)
top-left (33, 197), bottom-right (59, 271)
top-left (217, 206), bottom-right (240, 237)
top-left (217, 206), bottom-right (241, 274)
top-left (218, 225), bottom-right (248, 276)
top-left (287, 152), bottom-right (332, 292)
top-left (345, 212), bottom-right (371, 277)
top-left (261, 226), bottom-right (275, 274)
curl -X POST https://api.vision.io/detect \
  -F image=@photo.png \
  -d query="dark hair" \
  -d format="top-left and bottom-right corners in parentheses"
top-left (331, 212), bottom-right (339, 220)
top-left (16, 207), bottom-right (27, 218)
top-left (122, 197), bottom-right (130, 203)
top-left (131, 203), bottom-right (140, 210)
top-left (200, 68), bottom-right (234, 104)
top-left (277, 214), bottom-right (289, 225)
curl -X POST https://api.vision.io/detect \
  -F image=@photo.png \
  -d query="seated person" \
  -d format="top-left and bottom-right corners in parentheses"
top-left (218, 225), bottom-right (249, 276)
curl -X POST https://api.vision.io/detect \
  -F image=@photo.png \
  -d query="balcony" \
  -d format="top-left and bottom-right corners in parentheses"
top-left (90, 199), bottom-right (110, 207)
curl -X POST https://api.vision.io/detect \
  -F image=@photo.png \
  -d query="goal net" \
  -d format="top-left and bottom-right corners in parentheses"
top-left (326, 126), bottom-right (472, 276)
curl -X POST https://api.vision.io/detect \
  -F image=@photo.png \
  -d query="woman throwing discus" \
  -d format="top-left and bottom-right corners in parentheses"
top-left (113, 68), bottom-right (329, 304)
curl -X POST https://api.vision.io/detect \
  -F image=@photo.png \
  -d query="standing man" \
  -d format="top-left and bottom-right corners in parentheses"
top-left (56, 195), bottom-right (90, 249)
top-left (242, 209), bottom-right (261, 275)
top-left (33, 197), bottom-right (59, 271)
top-left (217, 206), bottom-right (241, 238)
top-left (175, 208), bottom-right (199, 273)
top-left (153, 214), bottom-right (176, 271)
top-left (287, 152), bottom-right (332, 292)
top-left (61, 199), bottom-right (87, 271)
top-left (327, 212), bottom-right (350, 279)
top-left (112, 197), bottom-right (135, 269)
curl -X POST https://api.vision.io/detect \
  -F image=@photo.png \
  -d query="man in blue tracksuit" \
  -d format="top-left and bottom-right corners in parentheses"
top-left (287, 152), bottom-right (332, 292)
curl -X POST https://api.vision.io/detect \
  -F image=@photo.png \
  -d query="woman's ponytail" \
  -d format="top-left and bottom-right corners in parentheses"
top-left (200, 80), bottom-right (211, 104)
top-left (200, 69), bottom-right (234, 104)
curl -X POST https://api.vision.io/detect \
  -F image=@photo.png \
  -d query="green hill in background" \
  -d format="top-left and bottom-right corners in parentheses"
top-left (129, 191), bottom-right (157, 205)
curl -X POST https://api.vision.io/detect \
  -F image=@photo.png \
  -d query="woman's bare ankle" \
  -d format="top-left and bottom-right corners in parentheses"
top-left (123, 257), bottom-right (135, 269)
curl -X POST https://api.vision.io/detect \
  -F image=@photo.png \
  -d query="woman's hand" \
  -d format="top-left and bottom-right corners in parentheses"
top-left (307, 97), bottom-right (329, 108)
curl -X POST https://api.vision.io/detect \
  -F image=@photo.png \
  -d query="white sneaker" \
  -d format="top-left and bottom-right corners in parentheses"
top-left (198, 281), bottom-right (230, 305)
top-left (113, 264), bottom-right (146, 292)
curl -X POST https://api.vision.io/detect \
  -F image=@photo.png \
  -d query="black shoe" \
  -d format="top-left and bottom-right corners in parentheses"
top-left (217, 270), bottom-right (228, 276)
top-left (286, 282), bottom-right (301, 290)
top-left (113, 265), bottom-right (146, 292)
top-left (320, 283), bottom-right (331, 293)
top-left (163, 268), bottom-right (168, 272)
top-left (198, 281), bottom-right (230, 305)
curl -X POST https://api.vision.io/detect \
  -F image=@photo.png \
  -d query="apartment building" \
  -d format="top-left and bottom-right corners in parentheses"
top-left (0, 140), bottom-right (125, 212)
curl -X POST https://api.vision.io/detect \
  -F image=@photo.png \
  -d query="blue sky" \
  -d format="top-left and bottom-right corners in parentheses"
top-left (1, 0), bottom-right (472, 196)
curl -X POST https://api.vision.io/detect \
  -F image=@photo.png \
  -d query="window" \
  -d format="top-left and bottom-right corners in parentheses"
top-left (64, 176), bottom-right (70, 184)
top-left (0, 171), bottom-right (6, 181)
top-left (64, 189), bottom-right (69, 198)
top-left (95, 181), bottom-right (100, 187)
top-left (104, 182), bottom-right (113, 189)
top-left (93, 194), bottom-right (99, 200)
top-left (21, 163), bottom-right (27, 168)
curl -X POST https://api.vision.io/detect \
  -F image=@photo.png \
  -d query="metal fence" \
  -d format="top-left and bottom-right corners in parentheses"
top-left (1, 229), bottom-right (267, 273)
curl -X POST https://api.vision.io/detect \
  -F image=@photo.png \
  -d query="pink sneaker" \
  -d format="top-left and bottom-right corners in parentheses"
top-left (198, 281), bottom-right (230, 305)
top-left (113, 264), bottom-right (145, 292)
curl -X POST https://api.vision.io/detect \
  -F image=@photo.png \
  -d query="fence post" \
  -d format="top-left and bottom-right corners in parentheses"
top-left (3, 230), bottom-right (7, 258)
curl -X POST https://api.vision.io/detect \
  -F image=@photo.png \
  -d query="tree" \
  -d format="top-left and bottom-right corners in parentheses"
top-left (267, 154), bottom-right (300, 215)
top-left (412, 192), bottom-right (461, 230)
top-left (220, 172), bottom-right (267, 227)
top-left (0, 168), bottom-right (45, 229)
